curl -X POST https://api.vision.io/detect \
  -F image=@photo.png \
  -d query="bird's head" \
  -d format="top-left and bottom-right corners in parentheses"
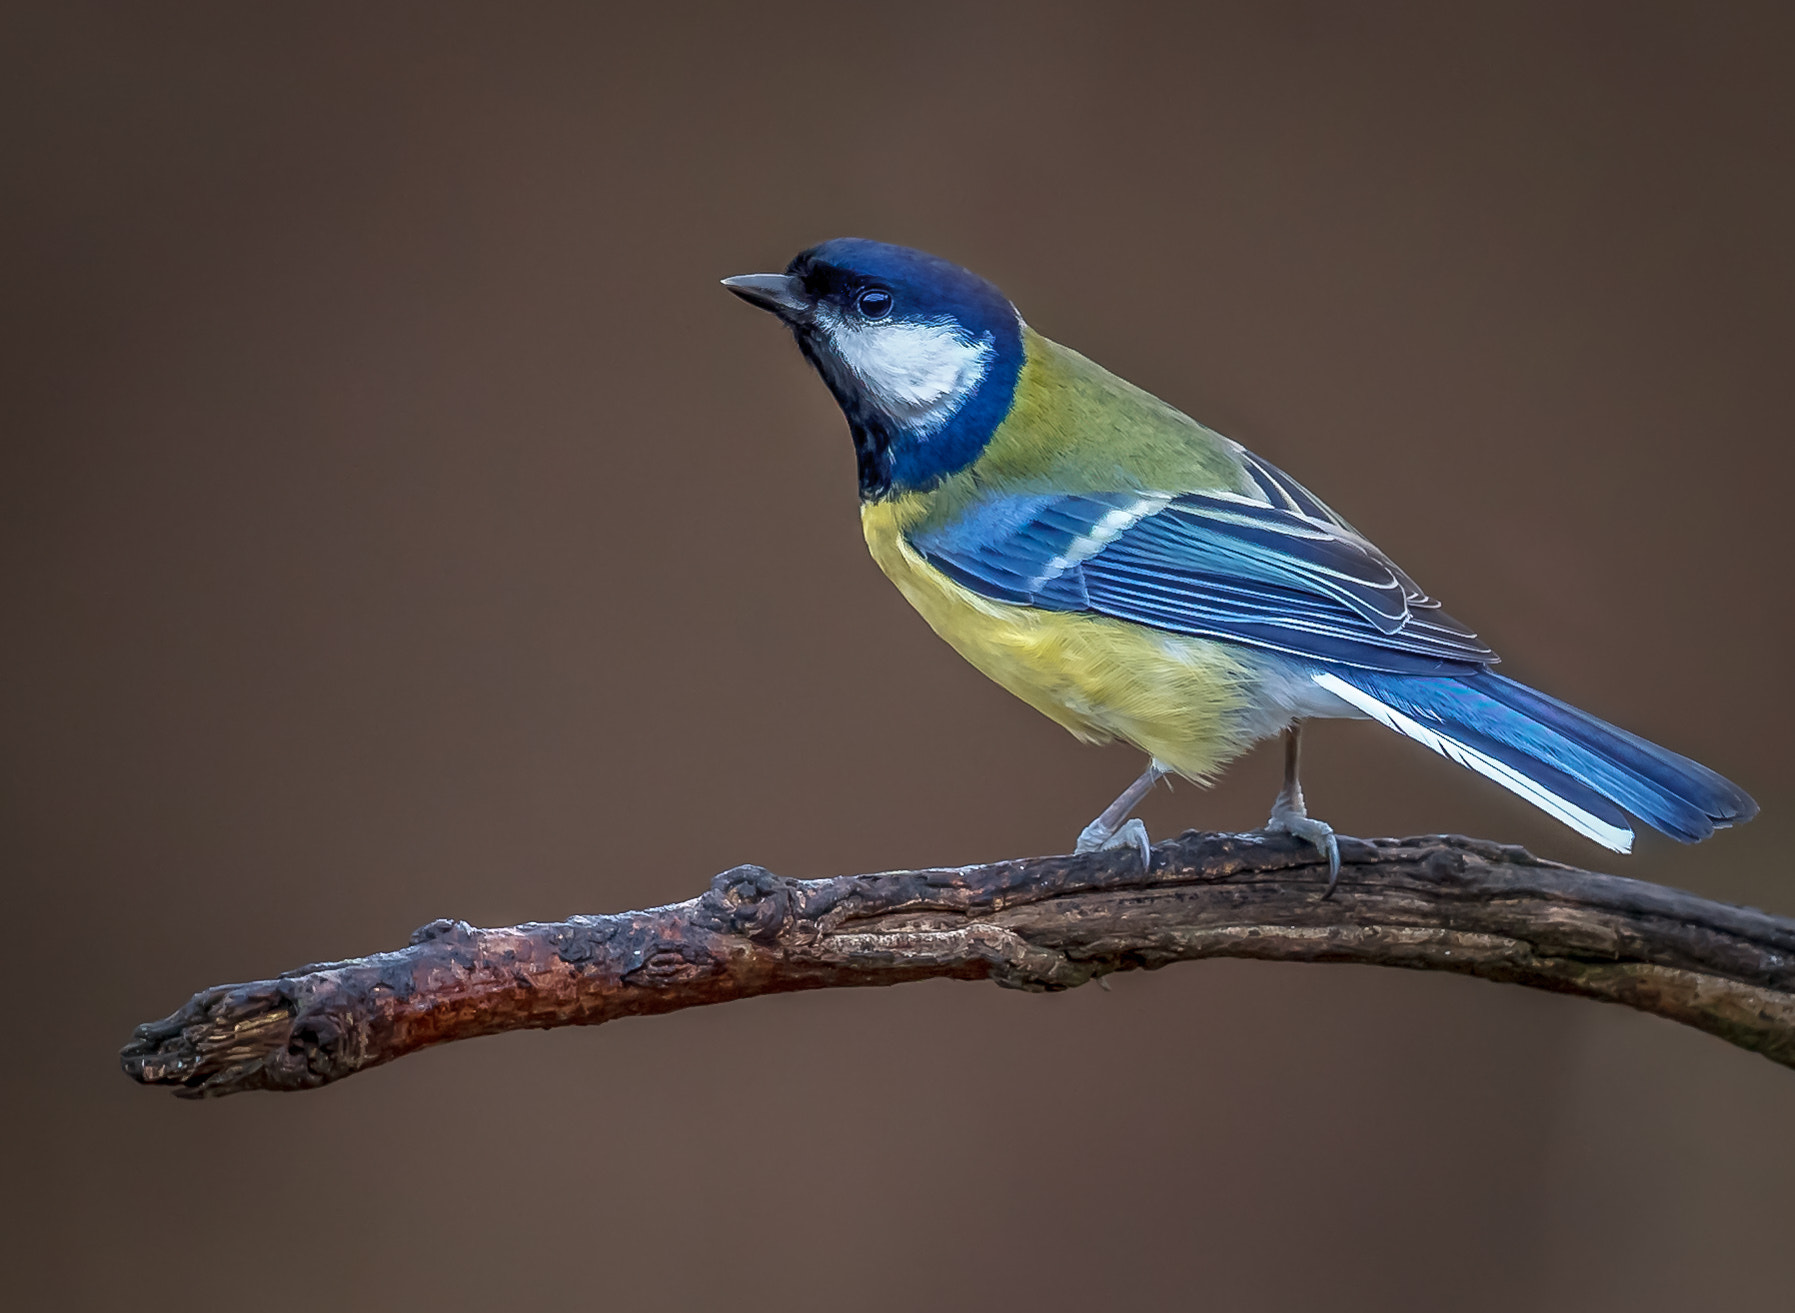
top-left (724, 238), bottom-right (1025, 500)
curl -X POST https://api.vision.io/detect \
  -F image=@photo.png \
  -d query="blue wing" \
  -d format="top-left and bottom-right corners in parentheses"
top-left (910, 464), bottom-right (1494, 676)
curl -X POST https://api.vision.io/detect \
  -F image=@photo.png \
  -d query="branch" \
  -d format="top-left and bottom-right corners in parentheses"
top-left (120, 832), bottom-right (1795, 1096)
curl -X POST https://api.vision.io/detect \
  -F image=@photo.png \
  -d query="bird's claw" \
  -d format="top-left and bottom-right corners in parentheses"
top-left (1076, 816), bottom-right (1152, 868)
top-left (1266, 810), bottom-right (1342, 897)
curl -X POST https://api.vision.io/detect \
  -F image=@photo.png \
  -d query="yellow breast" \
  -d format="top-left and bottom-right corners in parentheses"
top-left (861, 498), bottom-right (1255, 782)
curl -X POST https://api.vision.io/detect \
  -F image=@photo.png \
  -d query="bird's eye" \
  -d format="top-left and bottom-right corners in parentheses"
top-left (856, 288), bottom-right (894, 320)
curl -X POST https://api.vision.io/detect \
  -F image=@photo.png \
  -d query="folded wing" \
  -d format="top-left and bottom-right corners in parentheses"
top-left (911, 467), bottom-right (1494, 676)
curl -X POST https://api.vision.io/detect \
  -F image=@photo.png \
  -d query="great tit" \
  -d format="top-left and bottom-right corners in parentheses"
top-left (724, 239), bottom-right (1756, 884)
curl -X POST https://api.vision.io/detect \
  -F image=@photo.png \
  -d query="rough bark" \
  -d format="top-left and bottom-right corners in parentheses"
top-left (120, 831), bottom-right (1795, 1097)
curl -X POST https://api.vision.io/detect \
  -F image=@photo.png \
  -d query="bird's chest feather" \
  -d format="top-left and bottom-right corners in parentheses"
top-left (860, 498), bottom-right (1257, 780)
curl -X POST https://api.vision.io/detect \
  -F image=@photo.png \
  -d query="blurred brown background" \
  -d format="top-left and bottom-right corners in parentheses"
top-left (4, 3), bottom-right (1792, 1309)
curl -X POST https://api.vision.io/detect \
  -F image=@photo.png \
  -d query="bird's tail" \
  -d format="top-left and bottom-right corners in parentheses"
top-left (1311, 669), bottom-right (1758, 853)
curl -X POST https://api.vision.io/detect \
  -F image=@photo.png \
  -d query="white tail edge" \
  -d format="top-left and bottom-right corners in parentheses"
top-left (1311, 671), bottom-right (1634, 853)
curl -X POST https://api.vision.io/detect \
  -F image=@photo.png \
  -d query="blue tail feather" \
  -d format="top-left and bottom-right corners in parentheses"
top-left (1472, 674), bottom-right (1755, 827)
top-left (1343, 669), bottom-right (1758, 846)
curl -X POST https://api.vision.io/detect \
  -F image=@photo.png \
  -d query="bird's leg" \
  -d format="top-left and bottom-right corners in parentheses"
top-left (1075, 760), bottom-right (1169, 866)
top-left (1265, 723), bottom-right (1343, 896)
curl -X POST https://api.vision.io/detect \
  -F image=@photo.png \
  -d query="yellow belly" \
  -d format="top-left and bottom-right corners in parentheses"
top-left (861, 499), bottom-right (1255, 782)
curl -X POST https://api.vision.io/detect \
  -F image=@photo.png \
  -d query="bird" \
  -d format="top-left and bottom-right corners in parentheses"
top-left (722, 238), bottom-right (1757, 887)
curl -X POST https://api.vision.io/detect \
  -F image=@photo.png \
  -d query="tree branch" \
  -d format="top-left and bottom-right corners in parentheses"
top-left (120, 832), bottom-right (1795, 1096)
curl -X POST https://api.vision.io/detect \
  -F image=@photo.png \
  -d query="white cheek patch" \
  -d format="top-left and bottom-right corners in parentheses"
top-left (822, 311), bottom-right (996, 434)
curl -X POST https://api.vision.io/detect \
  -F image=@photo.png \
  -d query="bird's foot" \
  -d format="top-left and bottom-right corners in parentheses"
top-left (1075, 816), bottom-right (1152, 868)
top-left (1265, 806), bottom-right (1342, 897)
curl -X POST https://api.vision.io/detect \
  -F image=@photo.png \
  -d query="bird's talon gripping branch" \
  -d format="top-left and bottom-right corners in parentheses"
top-left (1076, 815), bottom-right (1152, 868)
top-left (1267, 810), bottom-right (1343, 896)
top-left (1266, 723), bottom-right (1343, 895)
top-left (1074, 760), bottom-right (1168, 867)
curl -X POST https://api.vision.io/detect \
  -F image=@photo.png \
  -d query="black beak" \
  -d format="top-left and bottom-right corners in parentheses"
top-left (721, 273), bottom-right (809, 318)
